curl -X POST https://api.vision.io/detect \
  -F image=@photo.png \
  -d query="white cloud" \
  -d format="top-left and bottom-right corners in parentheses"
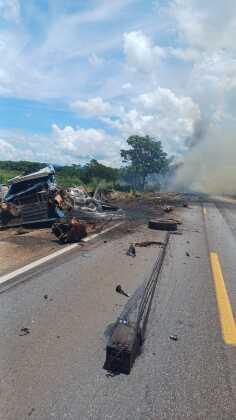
top-left (0, 126), bottom-right (125, 167)
top-left (52, 124), bottom-right (124, 166)
top-left (123, 31), bottom-right (166, 74)
top-left (104, 88), bottom-right (201, 155)
top-left (0, 0), bottom-right (20, 22)
top-left (71, 97), bottom-right (113, 117)
top-left (122, 82), bottom-right (132, 90)
top-left (0, 138), bottom-right (16, 159)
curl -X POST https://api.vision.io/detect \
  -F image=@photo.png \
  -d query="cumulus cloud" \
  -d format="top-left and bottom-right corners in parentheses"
top-left (0, 138), bottom-right (16, 159)
top-left (104, 87), bottom-right (200, 154)
top-left (0, 126), bottom-right (125, 167)
top-left (123, 31), bottom-right (166, 74)
top-left (52, 124), bottom-right (124, 166)
top-left (71, 97), bottom-right (113, 117)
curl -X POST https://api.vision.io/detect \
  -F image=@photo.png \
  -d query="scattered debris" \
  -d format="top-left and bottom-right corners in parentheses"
top-left (186, 251), bottom-right (190, 257)
top-left (126, 244), bottom-right (136, 257)
top-left (52, 218), bottom-right (87, 243)
top-left (148, 220), bottom-right (177, 231)
top-left (163, 206), bottom-right (174, 213)
top-left (135, 241), bottom-right (164, 247)
top-left (19, 327), bottom-right (30, 336)
top-left (44, 294), bottom-right (48, 300)
top-left (105, 233), bottom-right (170, 375)
top-left (0, 166), bottom-right (125, 228)
top-left (169, 335), bottom-right (178, 341)
top-left (116, 285), bottom-right (129, 297)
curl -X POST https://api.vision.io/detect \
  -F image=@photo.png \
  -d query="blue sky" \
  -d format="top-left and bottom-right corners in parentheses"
top-left (0, 0), bottom-right (236, 166)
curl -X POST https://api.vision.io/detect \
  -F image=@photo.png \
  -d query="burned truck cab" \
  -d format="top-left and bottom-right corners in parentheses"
top-left (1, 165), bottom-right (61, 227)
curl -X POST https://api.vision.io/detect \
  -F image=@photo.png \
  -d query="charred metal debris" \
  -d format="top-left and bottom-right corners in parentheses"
top-left (104, 232), bottom-right (170, 375)
top-left (0, 166), bottom-right (124, 230)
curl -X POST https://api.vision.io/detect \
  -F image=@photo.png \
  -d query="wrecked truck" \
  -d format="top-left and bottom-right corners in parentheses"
top-left (0, 166), bottom-right (124, 228)
top-left (0, 165), bottom-right (64, 227)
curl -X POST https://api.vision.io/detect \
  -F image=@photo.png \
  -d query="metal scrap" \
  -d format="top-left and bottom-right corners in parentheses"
top-left (126, 244), bottom-right (136, 257)
top-left (0, 166), bottom-right (125, 227)
top-left (116, 285), bottom-right (129, 297)
top-left (52, 218), bottom-right (87, 243)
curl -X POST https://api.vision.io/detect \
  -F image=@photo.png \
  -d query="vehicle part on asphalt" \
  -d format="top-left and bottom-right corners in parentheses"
top-left (19, 327), bottom-right (30, 336)
top-left (52, 218), bottom-right (87, 243)
top-left (148, 220), bottom-right (177, 231)
top-left (126, 244), bottom-right (136, 257)
top-left (135, 241), bottom-right (164, 247)
top-left (169, 335), bottom-right (178, 341)
top-left (164, 206), bottom-right (174, 213)
top-left (104, 232), bottom-right (170, 375)
top-left (116, 285), bottom-right (129, 298)
top-left (103, 322), bottom-right (142, 375)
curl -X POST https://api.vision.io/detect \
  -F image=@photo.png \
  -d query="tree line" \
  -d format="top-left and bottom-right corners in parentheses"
top-left (0, 135), bottom-right (169, 190)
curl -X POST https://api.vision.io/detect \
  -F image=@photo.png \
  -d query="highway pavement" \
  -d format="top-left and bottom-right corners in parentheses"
top-left (1, 198), bottom-right (236, 419)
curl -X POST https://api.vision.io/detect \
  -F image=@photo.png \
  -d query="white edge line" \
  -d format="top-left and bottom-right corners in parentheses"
top-left (0, 221), bottom-right (124, 286)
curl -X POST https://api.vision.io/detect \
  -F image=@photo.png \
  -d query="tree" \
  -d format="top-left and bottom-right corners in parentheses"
top-left (120, 135), bottom-right (168, 190)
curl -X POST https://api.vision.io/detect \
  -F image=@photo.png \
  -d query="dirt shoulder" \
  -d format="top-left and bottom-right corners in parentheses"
top-left (0, 193), bottom-right (186, 276)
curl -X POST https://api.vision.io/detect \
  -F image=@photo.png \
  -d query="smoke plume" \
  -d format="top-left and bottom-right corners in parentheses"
top-left (172, 124), bottom-right (236, 195)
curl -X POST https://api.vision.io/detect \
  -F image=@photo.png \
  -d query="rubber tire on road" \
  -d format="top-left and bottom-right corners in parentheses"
top-left (148, 219), bottom-right (178, 231)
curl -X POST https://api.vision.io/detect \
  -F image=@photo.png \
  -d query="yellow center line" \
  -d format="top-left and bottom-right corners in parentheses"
top-left (203, 207), bottom-right (207, 215)
top-left (210, 252), bottom-right (236, 345)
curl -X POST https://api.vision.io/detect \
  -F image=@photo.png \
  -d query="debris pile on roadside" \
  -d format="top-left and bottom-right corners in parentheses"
top-left (0, 166), bottom-right (125, 228)
top-left (52, 218), bottom-right (87, 243)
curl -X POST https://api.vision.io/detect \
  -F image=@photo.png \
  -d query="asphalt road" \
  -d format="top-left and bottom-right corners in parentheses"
top-left (1, 198), bottom-right (236, 420)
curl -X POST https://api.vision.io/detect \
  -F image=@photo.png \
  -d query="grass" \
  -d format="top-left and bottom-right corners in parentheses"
top-left (0, 169), bottom-right (21, 185)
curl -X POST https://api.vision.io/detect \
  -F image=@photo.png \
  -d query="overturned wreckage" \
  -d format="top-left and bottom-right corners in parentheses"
top-left (0, 166), bottom-right (124, 228)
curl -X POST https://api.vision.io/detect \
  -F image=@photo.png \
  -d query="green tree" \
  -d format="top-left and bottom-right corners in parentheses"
top-left (120, 135), bottom-right (168, 190)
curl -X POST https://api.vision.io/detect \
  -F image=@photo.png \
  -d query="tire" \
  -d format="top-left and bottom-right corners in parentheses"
top-left (148, 219), bottom-right (178, 231)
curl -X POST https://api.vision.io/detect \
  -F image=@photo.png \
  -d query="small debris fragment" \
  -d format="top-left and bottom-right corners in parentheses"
top-left (44, 294), bottom-right (48, 300)
top-left (164, 206), bottom-right (174, 213)
top-left (169, 335), bottom-right (178, 341)
top-left (19, 327), bottom-right (30, 336)
top-left (116, 285), bottom-right (129, 297)
top-left (186, 251), bottom-right (190, 257)
top-left (126, 244), bottom-right (136, 257)
top-left (104, 240), bottom-right (107, 243)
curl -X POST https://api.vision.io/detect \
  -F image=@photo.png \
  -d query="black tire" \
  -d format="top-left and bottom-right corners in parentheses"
top-left (148, 219), bottom-right (177, 231)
